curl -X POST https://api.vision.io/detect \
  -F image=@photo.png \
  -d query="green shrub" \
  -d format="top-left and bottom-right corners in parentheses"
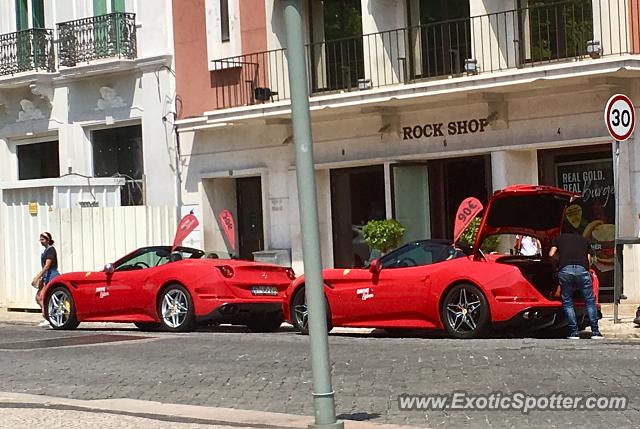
top-left (458, 216), bottom-right (500, 252)
top-left (362, 219), bottom-right (406, 254)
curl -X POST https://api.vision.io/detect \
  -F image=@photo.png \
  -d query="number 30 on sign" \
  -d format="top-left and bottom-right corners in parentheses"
top-left (605, 94), bottom-right (635, 141)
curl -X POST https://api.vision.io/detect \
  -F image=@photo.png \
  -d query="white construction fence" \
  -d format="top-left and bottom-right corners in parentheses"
top-left (0, 205), bottom-right (176, 309)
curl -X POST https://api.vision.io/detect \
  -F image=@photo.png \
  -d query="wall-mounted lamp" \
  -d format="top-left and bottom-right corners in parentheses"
top-left (464, 59), bottom-right (478, 75)
top-left (587, 40), bottom-right (601, 59)
top-left (358, 78), bottom-right (372, 90)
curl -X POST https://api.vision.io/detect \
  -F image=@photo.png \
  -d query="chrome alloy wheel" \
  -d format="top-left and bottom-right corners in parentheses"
top-left (445, 287), bottom-right (483, 334)
top-left (47, 289), bottom-right (71, 327)
top-left (293, 295), bottom-right (309, 332)
top-left (161, 288), bottom-right (189, 328)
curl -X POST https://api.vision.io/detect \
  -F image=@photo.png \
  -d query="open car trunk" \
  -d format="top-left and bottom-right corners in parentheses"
top-left (473, 186), bottom-right (589, 302)
top-left (494, 255), bottom-right (561, 300)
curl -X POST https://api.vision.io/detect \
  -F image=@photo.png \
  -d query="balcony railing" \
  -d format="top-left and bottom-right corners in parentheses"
top-left (0, 28), bottom-right (55, 76)
top-left (210, 0), bottom-right (635, 110)
top-left (57, 12), bottom-right (137, 67)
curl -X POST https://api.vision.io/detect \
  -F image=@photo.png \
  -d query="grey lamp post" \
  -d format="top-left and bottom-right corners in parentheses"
top-left (282, 1), bottom-right (344, 428)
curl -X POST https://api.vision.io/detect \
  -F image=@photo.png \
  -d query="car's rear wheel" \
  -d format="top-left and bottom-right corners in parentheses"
top-left (290, 287), bottom-right (332, 335)
top-left (441, 283), bottom-right (489, 339)
top-left (158, 284), bottom-right (195, 332)
top-left (46, 286), bottom-right (80, 330)
top-left (134, 322), bottom-right (161, 331)
top-left (246, 312), bottom-right (284, 333)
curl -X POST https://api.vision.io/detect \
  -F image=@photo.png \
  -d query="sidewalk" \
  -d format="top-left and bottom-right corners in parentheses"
top-left (0, 392), bottom-right (421, 429)
top-left (596, 303), bottom-right (640, 339)
top-left (2, 304), bottom-right (639, 338)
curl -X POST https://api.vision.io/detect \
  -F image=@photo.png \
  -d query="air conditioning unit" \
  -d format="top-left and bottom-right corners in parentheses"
top-left (252, 249), bottom-right (291, 267)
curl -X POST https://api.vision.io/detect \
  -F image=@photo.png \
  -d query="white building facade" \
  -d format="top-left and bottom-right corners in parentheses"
top-left (0, 0), bottom-right (179, 308)
top-left (181, 1), bottom-right (640, 301)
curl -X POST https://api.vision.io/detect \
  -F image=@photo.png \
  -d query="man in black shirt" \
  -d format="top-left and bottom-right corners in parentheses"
top-left (549, 222), bottom-right (602, 339)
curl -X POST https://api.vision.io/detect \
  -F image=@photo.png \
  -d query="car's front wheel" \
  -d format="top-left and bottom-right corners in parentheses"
top-left (158, 284), bottom-right (195, 332)
top-left (441, 283), bottom-right (489, 339)
top-left (46, 286), bottom-right (80, 330)
top-left (290, 287), bottom-right (332, 335)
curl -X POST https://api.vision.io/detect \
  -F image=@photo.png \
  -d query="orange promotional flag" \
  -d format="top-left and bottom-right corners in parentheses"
top-left (172, 212), bottom-right (199, 251)
top-left (218, 210), bottom-right (236, 253)
top-left (453, 197), bottom-right (483, 243)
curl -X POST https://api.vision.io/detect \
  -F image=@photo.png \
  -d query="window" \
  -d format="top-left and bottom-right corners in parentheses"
top-left (310, 0), bottom-right (364, 92)
top-left (31, 0), bottom-right (44, 27)
top-left (93, 0), bottom-right (125, 15)
top-left (92, 125), bottom-right (144, 206)
top-left (111, 0), bottom-right (125, 12)
top-left (15, 0), bottom-right (28, 30)
top-left (220, 0), bottom-right (230, 42)
top-left (115, 247), bottom-right (204, 271)
top-left (115, 248), bottom-right (171, 271)
top-left (380, 241), bottom-right (461, 269)
top-left (17, 141), bottom-right (60, 180)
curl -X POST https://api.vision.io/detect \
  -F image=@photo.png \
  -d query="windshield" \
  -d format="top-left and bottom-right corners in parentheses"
top-left (115, 246), bottom-right (204, 271)
top-left (379, 241), bottom-right (463, 269)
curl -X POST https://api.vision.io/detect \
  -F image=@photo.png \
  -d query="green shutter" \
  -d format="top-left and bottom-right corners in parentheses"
top-left (93, 0), bottom-right (107, 16)
top-left (32, 0), bottom-right (45, 28)
top-left (111, 0), bottom-right (125, 12)
top-left (15, 0), bottom-right (28, 30)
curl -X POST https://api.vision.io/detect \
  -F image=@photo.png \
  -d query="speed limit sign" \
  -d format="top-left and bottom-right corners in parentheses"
top-left (605, 94), bottom-right (635, 141)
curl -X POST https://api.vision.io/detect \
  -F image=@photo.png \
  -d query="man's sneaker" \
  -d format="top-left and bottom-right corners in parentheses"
top-left (591, 334), bottom-right (605, 339)
top-left (634, 318), bottom-right (640, 327)
top-left (567, 335), bottom-right (580, 340)
top-left (38, 319), bottom-right (50, 327)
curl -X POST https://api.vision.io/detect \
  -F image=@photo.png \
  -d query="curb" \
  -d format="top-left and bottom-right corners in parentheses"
top-left (0, 392), bottom-right (424, 429)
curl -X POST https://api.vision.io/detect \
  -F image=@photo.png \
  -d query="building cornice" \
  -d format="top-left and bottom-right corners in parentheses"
top-left (0, 55), bottom-right (174, 89)
top-left (0, 176), bottom-right (125, 190)
top-left (176, 56), bottom-right (640, 133)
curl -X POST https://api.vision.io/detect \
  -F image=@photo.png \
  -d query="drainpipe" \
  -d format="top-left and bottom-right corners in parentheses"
top-left (174, 118), bottom-right (183, 222)
top-left (282, 2), bottom-right (343, 429)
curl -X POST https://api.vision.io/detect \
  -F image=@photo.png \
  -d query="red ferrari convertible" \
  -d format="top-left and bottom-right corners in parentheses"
top-left (41, 246), bottom-right (295, 332)
top-left (284, 185), bottom-right (601, 339)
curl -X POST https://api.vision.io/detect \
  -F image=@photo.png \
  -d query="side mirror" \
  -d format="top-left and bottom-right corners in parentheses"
top-left (104, 263), bottom-right (114, 275)
top-left (369, 258), bottom-right (382, 273)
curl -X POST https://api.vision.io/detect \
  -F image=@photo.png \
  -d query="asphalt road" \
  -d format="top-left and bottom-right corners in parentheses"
top-left (0, 323), bottom-right (638, 428)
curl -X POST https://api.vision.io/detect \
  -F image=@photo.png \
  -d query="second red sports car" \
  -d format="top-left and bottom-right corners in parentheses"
top-left (284, 185), bottom-right (601, 339)
top-left (41, 246), bottom-right (295, 332)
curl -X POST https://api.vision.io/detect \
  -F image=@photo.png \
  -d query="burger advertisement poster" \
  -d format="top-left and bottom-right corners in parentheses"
top-left (556, 158), bottom-right (615, 287)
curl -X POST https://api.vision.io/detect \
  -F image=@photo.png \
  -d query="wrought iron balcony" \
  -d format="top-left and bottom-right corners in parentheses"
top-left (57, 12), bottom-right (137, 67)
top-left (0, 28), bottom-right (55, 76)
top-left (210, 0), bottom-right (635, 110)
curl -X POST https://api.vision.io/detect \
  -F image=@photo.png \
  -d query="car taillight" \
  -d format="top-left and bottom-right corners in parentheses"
top-left (285, 267), bottom-right (296, 280)
top-left (216, 265), bottom-right (234, 278)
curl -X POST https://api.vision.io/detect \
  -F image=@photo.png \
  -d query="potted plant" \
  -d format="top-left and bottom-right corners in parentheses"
top-left (362, 219), bottom-right (406, 256)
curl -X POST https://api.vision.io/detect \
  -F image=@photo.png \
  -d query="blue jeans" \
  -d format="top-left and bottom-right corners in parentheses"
top-left (559, 265), bottom-right (600, 336)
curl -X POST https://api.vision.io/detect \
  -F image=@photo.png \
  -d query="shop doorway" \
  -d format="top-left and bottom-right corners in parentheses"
top-left (331, 165), bottom-right (385, 268)
top-left (428, 156), bottom-right (492, 240)
top-left (538, 145), bottom-right (614, 298)
top-left (392, 163), bottom-right (430, 244)
top-left (236, 177), bottom-right (264, 260)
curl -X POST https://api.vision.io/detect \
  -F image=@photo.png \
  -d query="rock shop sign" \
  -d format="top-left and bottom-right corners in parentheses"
top-left (402, 118), bottom-right (490, 140)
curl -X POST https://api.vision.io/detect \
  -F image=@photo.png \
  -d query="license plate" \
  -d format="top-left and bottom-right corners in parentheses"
top-left (251, 286), bottom-right (278, 296)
